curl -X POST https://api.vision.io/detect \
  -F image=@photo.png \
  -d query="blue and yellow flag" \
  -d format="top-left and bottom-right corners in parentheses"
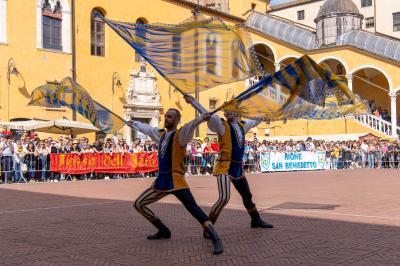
top-left (220, 55), bottom-right (369, 120)
top-left (97, 14), bottom-right (263, 94)
top-left (28, 77), bottom-right (126, 133)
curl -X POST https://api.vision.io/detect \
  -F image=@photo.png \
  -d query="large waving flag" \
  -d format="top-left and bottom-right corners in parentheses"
top-left (28, 77), bottom-right (126, 133)
top-left (218, 55), bottom-right (369, 120)
top-left (97, 14), bottom-right (263, 94)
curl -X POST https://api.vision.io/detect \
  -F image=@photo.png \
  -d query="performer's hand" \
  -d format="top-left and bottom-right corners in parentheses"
top-left (200, 112), bottom-right (211, 122)
top-left (184, 94), bottom-right (195, 104)
top-left (126, 120), bottom-right (134, 128)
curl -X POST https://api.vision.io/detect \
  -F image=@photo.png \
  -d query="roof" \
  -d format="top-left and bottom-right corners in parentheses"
top-left (317, 0), bottom-right (360, 18)
top-left (162, 0), bottom-right (244, 23)
top-left (246, 11), bottom-right (400, 64)
top-left (246, 12), bottom-right (318, 50)
top-left (337, 30), bottom-right (400, 63)
top-left (270, 0), bottom-right (322, 11)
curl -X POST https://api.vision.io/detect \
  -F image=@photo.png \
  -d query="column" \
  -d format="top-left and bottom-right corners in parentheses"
top-left (345, 74), bottom-right (353, 91)
top-left (274, 62), bottom-right (280, 72)
top-left (274, 62), bottom-right (281, 102)
top-left (125, 114), bottom-right (132, 144)
top-left (389, 91), bottom-right (398, 138)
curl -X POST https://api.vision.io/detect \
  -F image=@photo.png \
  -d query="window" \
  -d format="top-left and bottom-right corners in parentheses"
top-left (135, 18), bottom-right (147, 62)
top-left (394, 12), bottom-right (400, 32)
top-left (42, 1), bottom-right (62, 50)
top-left (297, 10), bottom-right (305, 21)
top-left (209, 99), bottom-right (217, 110)
top-left (91, 10), bottom-right (105, 56)
top-left (361, 0), bottom-right (372, 7)
top-left (36, 0), bottom-right (70, 52)
top-left (365, 17), bottom-right (375, 28)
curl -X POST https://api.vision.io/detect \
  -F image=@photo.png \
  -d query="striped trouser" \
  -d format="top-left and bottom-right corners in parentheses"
top-left (134, 187), bottom-right (168, 223)
top-left (209, 174), bottom-right (256, 224)
top-left (134, 187), bottom-right (209, 225)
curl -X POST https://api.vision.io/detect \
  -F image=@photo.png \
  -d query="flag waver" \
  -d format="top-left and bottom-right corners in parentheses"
top-left (219, 55), bottom-right (369, 120)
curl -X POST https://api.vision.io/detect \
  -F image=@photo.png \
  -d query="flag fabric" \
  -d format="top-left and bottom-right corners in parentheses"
top-left (28, 77), bottom-right (126, 133)
top-left (219, 55), bottom-right (369, 121)
top-left (97, 14), bottom-right (263, 94)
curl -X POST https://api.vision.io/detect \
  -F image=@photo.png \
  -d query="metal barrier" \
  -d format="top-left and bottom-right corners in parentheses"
top-left (1, 150), bottom-right (399, 184)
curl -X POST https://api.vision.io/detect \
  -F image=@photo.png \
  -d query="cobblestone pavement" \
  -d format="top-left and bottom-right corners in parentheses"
top-left (1, 169), bottom-right (400, 265)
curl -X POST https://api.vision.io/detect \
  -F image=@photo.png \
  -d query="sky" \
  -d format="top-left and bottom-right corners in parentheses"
top-left (270, 0), bottom-right (293, 6)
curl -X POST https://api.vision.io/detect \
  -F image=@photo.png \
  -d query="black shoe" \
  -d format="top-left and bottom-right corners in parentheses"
top-left (147, 229), bottom-right (171, 240)
top-left (148, 219), bottom-right (171, 240)
top-left (251, 218), bottom-right (274, 228)
top-left (203, 229), bottom-right (211, 240)
top-left (249, 209), bottom-right (274, 229)
top-left (204, 224), bottom-right (223, 255)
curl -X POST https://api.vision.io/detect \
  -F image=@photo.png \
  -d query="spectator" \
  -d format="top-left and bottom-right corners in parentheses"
top-left (13, 141), bottom-right (27, 183)
top-left (1, 136), bottom-right (15, 183)
top-left (25, 142), bottom-right (38, 182)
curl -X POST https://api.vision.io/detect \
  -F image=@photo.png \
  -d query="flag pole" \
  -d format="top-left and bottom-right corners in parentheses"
top-left (193, 5), bottom-right (200, 137)
top-left (71, 0), bottom-right (77, 122)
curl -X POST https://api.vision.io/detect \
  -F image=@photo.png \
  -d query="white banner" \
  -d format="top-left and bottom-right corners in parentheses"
top-left (259, 151), bottom-right (329, 172)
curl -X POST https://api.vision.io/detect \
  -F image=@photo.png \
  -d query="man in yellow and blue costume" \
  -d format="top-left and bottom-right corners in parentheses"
top-left (127, 104), bottom-right (223, 255)
top-left (185, 95), bottom-right (273, 235)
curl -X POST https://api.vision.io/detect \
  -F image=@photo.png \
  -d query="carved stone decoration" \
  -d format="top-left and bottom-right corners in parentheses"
top-left (41, 0), bottom-right (62, 12)
top-left (124, 61), bottom-right (162, 143)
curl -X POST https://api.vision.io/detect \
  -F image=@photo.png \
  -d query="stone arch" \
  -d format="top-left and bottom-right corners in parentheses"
top-left (278, 55), bottom-right (300, 69)
top-left (350, 65), bottom-right (393, 91)
top-left (136, 17), bottom-right (149, 24)
top-left (36, 0), bottom-right (71, 52)
top-left (352, 66), bottom-right (393, 119)
top-left (317, 56), bottom-right (349, 75)
top-left (252, 42), bottom-right (276, 74)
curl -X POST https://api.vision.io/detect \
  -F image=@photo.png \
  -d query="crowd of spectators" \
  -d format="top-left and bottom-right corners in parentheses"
top-left (1, 125), bottom-right (400, 184)
top-left (0, 126), bottom-right (158, 184)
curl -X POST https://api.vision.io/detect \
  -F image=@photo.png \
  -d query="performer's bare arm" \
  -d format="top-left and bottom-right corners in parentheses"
top-left (184, 95), bottom-right (225, 135)
top-left (127, 121), bottom-right (161, 144)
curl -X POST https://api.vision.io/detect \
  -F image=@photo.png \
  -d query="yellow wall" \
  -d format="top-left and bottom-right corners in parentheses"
top-left (1, 0), bottom-right (399, 141)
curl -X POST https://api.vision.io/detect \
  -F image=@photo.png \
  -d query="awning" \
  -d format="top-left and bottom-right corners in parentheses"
top-left (0, 119), bottom-right (99, 135)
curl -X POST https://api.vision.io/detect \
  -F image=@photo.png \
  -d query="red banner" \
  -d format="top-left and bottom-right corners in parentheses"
top-left (50, 152), bottom-right (158, 174)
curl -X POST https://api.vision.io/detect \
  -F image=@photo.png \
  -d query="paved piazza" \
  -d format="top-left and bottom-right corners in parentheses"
top-left (1, 169), bottom-right (400, 265)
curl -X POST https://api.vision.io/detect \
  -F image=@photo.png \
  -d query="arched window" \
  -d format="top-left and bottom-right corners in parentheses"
top-left (91, 9), bottom-right (105, 56)
top-left (135, 18), bottom-right (148, 62)
top-left (36, 0), bottom-right (70, 52)
top-left (42, 0), bottom-right (62, 50)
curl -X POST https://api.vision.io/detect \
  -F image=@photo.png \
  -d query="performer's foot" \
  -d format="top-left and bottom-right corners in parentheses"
top-left (203, 229), bottom-right (211, 239)
top-left (249, 209), bottom-right (274, 228)
top-left (203, 215), bottom-right (217, 239)
top-left (148, 219), bottom-right (171, 240)
top-left (251, 218), bottom-right (274, 228)
top-left (147, 229), bottom-right (171, 240)
top-left (204, 223), bottom-right (223, 255)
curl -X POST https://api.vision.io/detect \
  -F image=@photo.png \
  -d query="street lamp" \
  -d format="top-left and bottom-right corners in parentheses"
top-left (112, 72), bottom-right (122, 93)
top-left (7, 58), bottom-right (20, 121)
top-left (112, 72), bottom-right (122, 111)
top-left (7, 58), bottom-right (19, 85)
top-left (225, 88), bottom-right (234, 102)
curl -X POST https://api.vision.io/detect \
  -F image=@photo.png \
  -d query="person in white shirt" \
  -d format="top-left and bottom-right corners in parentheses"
top-left (185, 95), bottom-right (273, 238)
top-left (1, 137), bottom-right (15, 183)
top-left (127, 106), bottom-right (223, 255)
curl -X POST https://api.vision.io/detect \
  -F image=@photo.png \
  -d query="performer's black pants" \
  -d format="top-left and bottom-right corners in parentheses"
top-left (134, 187), bottom-right (209, 226)
top-left (209, 174), bottom-right (256, 223)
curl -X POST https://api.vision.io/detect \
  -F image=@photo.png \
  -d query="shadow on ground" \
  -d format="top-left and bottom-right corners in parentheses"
top-left (1, 188), bottom-right (400, 266)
